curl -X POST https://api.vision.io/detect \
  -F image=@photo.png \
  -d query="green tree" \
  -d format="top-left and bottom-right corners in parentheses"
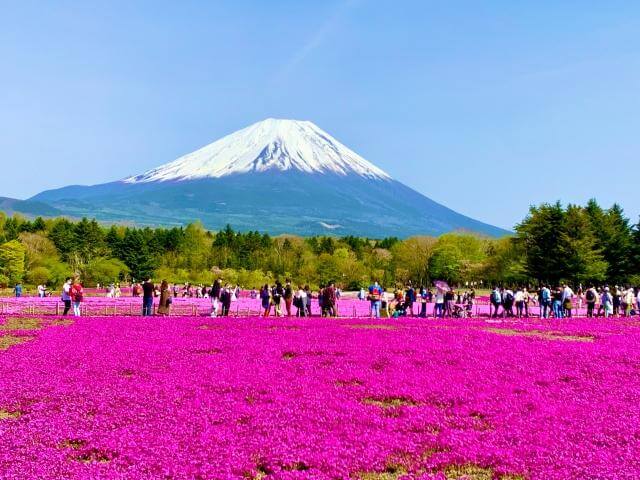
top-left (119, 229), bottom-right (156, 280)
top-left (0, 240), bottom-right (26, 284)
top-left (483, 236), bottom-right (528, 286)
top-left (559, 205), bottom-right (607, 285)
top-left (515, 202), bottom-right (566, 283)
top-left (82, 257), bottom-right (130, 286)
top-left (585, 200), bottom-right (633, 284)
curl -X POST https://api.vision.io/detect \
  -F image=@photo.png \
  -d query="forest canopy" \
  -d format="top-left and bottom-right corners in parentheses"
top-left (0, 199), bottom-right (639, 289)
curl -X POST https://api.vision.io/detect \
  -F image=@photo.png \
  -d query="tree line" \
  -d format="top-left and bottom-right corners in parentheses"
top-left (0, 198), bottom-right (638, 290)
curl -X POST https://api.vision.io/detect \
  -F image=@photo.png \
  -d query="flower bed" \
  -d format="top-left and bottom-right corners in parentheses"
top-left (0, 315), bottom-right (638, 479)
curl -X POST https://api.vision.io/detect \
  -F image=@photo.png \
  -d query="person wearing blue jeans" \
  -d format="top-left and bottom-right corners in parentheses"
top-left (143, 296), bottom-right (153, 316)
top-left (371, 299), bottom-right (381, 318)
top-left (142, 278), bottom-right (155, 316)
top-left (368, 281), bottom-right (383, 318)
top-left (552, 287), bottom-right (563, 318)
top-left (539, 285), bottom-right (551, 318)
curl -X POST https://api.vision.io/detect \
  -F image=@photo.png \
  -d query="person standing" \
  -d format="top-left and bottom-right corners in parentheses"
top-left (624, 287), bottom-right (635, 317)
top-left (405, 284), bottom-right (416, 317)
top-left (157, 280), bottom-right (172, 316)
top-left (444, 289), bottom-right (454, 317)
top-left (210, 279), bottom-right (222, 318)
top-left (260, 284), bottom-right (271, 317)
top-left (304, 285), bottom-right (313, 316)
top-left (434, 287), bottom-right (446, 318)
top-left (514, 288), bottom-right (525, 318)
top-left (71, 278), bottom-right (84, 317)
top-left (368, 281), bottom-right (383, 318)
top-left (490, 286), bottom-right (502, 318)
top-left (323, 282), bottom-right (337, 317)
top-left (295, 285), bottom-right (307, 317)
top-left (522, 288), bottom-right (531, 317)
top-left (552, 287), bottom-right (564, 319)
top-left (613, 286), bottom-right (622, 317)
top-left (419, 286), bottom-right (427, 318)
top-left (272, 281), bottom-right (284, 317)
top-left (142, 278), bottom-right (154, 316)
top-left (61, 278), bottom-right (72, 316)
top-left (539, 285), bottom-right (551, 319)
top-left (358, 287), bottom-right (366, 301)
top-left (13, 283), bottom-right (23, 298)
top-left (585, 285), bottom-right (597, 318)
top-left (158, 280), bottom-right (172, 315)
top-left (602, 287), bottom-right (613, 318)
top-left (284, 279), bottom-right (294, 317)
top-left (561, 284), bottom-right (574, 318)
top-left (221, 284), bottom-right (232, 316)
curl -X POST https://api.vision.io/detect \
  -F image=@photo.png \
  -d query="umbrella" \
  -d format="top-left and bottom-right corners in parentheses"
top-left (433, 280), bottom-right (450, 292)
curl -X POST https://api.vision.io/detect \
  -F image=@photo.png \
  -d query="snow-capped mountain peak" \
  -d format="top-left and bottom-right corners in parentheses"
top-left (123, 118), bottom-right (391, 183)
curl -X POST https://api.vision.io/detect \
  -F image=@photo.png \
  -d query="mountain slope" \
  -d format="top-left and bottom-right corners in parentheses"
top-left (30, 119), bottom-right (508, 237)
top-left (0, 197), bottom-right (62, 217)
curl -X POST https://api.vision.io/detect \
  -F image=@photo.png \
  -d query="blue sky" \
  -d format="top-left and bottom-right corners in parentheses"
top-left (1, 0), bottom-right (639, 230)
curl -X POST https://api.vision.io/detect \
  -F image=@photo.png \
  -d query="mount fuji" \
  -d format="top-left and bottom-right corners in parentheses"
top-left (30, 119), bottom-right (508, 238)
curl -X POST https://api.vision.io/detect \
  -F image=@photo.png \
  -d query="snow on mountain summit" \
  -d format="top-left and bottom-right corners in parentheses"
top-left (123, 118), bottom-right (391, 183)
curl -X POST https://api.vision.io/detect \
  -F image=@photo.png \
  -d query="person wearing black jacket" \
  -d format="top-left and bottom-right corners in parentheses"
top-left (210, 279), bottom-right (222, 317)
top-left (220, 283), bottom-right (232, 316)
top-left (142, 278), bottom-right (155, 316)
top-left (272, 281), bottom-right (284, 317)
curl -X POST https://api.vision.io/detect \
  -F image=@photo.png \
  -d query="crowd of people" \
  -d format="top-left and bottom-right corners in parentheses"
top-left (365, 281), bottom-right (477, 319)
top-left (487, 284), bottom-right (640, 319)
top-left (8, 277), bottom-right (640, 320)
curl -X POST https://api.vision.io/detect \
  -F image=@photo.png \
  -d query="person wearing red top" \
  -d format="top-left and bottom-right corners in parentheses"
top-left (71, 278), bottom-right (84, 317)
top-left (323, 282), bottom-right (337, 317)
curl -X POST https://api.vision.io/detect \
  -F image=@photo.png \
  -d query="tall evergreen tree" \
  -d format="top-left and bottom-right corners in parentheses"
top-left (587, 200), bottom-right (633, 283)
top-left (559, 205), bottom-right (607, 285)
top-left (119, 229), bottom-right (156, 280)
top-left (515, 202), bottom-right (566, 283)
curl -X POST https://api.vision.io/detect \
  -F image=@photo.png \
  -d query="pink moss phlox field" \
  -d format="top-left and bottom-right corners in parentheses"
top-left (1, 315), bottom-right (639, 479)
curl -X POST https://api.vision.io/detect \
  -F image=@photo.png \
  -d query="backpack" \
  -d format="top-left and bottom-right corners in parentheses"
top-left (586, 289), bottom-right (595, 302)
top-left (505, 291), bottom-right (514, 302)
top-left (491, 290), bottom-right (501, 303)
top-left (72, 285), bottom-right (83, 302)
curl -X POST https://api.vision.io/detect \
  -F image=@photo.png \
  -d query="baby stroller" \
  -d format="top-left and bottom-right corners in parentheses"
top-left (392, 301), bottom-right (406, 318)
top-left (452, 304), bottom-right (467, 318)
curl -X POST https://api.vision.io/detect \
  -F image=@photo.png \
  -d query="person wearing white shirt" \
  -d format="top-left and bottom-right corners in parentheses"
top-left (61, 278), bottom-right (72, 315)
top-left (514, 288), bottom-right (525, 318)
top-left (624, 288), bottom-right (635, 317)
top-left (293, 286), bottom-right (308, 317)
top-left (562, 284), bottom-right (574, 318)
top-left (434, 288), bottom-right (445, 318)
